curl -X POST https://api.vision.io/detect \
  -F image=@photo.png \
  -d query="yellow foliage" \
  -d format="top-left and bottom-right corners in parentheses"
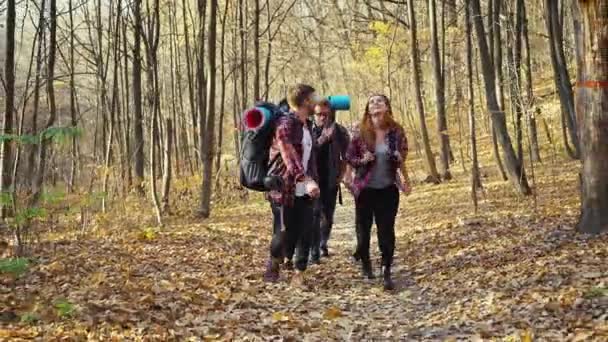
top-left (369, 20), bottom-right (391, 36)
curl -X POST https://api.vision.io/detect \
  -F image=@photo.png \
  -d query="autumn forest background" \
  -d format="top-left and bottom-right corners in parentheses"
top-left (0, 0), bottom-right (607, 340)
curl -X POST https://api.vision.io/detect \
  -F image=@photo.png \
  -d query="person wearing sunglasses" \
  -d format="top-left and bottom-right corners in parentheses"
top-left (308, 98), bottom-right (350, 264)
top-left (346, 94), bottom-right (411, 291)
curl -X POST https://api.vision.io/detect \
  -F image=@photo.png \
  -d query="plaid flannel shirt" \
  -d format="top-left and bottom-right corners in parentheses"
top-left (346, 126), bottom-right (408, 198)
top-left (267, 113), bottom-right (318, 206)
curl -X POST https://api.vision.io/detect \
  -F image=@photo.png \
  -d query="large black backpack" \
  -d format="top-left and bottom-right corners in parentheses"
top-left (239, 100), bottom-right (288, 191)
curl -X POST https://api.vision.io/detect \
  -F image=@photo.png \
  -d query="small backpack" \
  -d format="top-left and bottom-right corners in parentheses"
top-left (239, 100), bottom-right (287, 191)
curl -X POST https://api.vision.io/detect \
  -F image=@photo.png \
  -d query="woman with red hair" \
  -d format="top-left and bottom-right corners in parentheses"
top-left (346, 94), bottom-right (411, 291)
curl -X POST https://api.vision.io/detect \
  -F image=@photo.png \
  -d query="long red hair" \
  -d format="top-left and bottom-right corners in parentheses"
top-left (359, 94), bottom-right (403, 147)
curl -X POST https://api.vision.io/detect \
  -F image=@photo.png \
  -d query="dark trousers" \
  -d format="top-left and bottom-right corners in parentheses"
top-left (269, 197), bottom-right (314, 271)
top-left (355, 185), bottom-right (399, 267)
top-left (311, 186), bottom-right (338, 257)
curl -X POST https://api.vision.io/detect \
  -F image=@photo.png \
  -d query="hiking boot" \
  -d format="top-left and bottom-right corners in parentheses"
top-left (284, 259), bottom-right (294, 271)
top-left (352, 250), bottom-right (361, 262)
top-left (321, 246), bottom-right (329, 258)
top-left (263, 258), bottom-right (280, 283)
top-left (383, 265), bottom-right (395, 291)
top-left (361, 260), bottom-right (375, 279)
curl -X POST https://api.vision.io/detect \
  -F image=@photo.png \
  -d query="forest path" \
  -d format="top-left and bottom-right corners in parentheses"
top-left (2, 160), bottom-right (607, 340)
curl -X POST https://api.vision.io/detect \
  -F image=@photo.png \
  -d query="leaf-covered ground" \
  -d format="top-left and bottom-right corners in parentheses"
top-left (1, 158), bottom-right (607, 341)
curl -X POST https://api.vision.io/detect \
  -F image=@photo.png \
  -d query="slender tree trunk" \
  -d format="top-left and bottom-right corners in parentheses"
top-left (28, 0), bottom-right (45, 188)
top-left (216, 0), bottom-right (229, 172)
top-left (2, 0), bottom-right (16, 216)
top-left (133, 0), bottom-right (145, 194)
top-left (32, 0), bottom-right (58, 204)
top-left (263, 0), bottom-right (272, 100)
top-left (508, 1), bottom-right (524, 173)
top-left (253, 0), bottom-right (260, 100)
top-left (407, 0), bottom-right (440, 184)
top-left (68, 0), bottom-right (79, 192)
top-left (546, 0), bottom-right (581, 159)
top-left (12, 11), bottom-right (39, 196)
top-left (575, 0), bottom-right (608, 234)
top-left (121, 19), bottom-right (132, 189)
top-left (182, 0), bottom-right (198, 167)
top-left (102, 0), bottom-right (121, 212)
top-left (161, 119), bottom-right (173, 212)
top-left (429, 0), bottom-right (452, 180)
top-left (470, 0), bottom-right (531, 195)
top-left (466, 0), bottom-right (481, 212)
top-left (232, 2), bottom-right (241, 161)
top-left (147, 0), bottom-right (163, 226)
top-left (200, 0), bottom-right (218, 217)
top-left (239, 0), bottom-right (248, 110)
top-left (522, 0), bottom-right (541, 162)
top-left (197, 0), bottom-right (208, 166)
top-left (491, 0), bottom-right (508, 181)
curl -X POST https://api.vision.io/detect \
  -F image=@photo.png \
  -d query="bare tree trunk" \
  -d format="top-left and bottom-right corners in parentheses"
top-left (2, 0), bottom-right (16, 216)
top-left (27, 0), bottom-right (45, 189)
top-left (12, 9), bottom-right (39, 197)
top-left (506, 1), bottom-right (524, 174)
top-left (197, 0), bottom-right (208, 166)
top-left (429, 0), bottom-right (452, 180)
top-left (200, 0), bottom-right (218, 218)
top-left (146, 0), bottom-right (163, 226)
top-left (465, 0), bottom-right (481, 212)
top-left (253, 0), bottom-right (260, 100)
top-left (407, 0), bottom-right (440, 184)
top-left (216, 0), bottom-right (229, 172)
top-left (470, 0), bottom-right (531, 196)
top-left (182, 0), bottom-right (198, 167)
top-left (68, 0), bottom-right (78, 193)
top-left (133, 0), bottom-right (145, 194)
top-left (32, 0), bottom-right (58, 204)
top-left (522, 0), bottom-right (541, 163)
top-left (239, 0), bottom-right (248, 110)
top-left (161, 119), bottom-right (173, 213)
top-left (575, 0), bottom-right (608, 234)
top-left (545, 0), bottom-right (581, 159)
top-left (102, 0), bottom-right (122, 212)
top-left (491, 0), bottom-right (508, 181)
top-left (121, 18), bottom-right (132, 189)
top-left (232, 1), bottom-right (242, 160)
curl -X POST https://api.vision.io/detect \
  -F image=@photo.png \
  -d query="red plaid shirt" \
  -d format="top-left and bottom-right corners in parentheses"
top-left (267, 114), bottom-right (318, 206)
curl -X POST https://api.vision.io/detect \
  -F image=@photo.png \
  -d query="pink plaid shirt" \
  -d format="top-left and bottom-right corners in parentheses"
top-left (346, 126), bottom-right (408, 198)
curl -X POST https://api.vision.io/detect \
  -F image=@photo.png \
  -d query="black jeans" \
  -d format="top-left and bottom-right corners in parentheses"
top-left (355, 185), bottom-right (399, 267)
top-left (311, 186), bottom-right (338, 258)
top-left (269, 197), bottom-right (314, 271)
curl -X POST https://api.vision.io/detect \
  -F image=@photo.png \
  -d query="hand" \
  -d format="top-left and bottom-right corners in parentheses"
top-left (318, 125), bottom-right (335, 145)
top-left (362, 151), bottom-right (375, 164)
top-left (305, 179), bottom-right (320, 198)
top-left (401, 179), bottom-right (412, 196)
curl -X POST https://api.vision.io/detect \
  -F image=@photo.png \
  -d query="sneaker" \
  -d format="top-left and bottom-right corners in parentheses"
top-left (263, 258), bottom-right (280, 283)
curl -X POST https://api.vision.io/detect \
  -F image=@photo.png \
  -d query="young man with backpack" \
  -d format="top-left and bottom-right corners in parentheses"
top-left (264, 84), bottom-right (320, 286)
top-left (309, 99), bottom-right (350, 262)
